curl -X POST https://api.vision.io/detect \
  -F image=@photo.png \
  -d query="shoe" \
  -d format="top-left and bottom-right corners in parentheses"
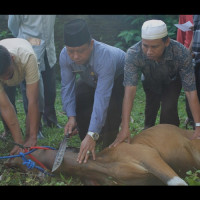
top-left (46, 121), bottom-right (62, 128)
top-left (43, 117), bottom-right (62, 128)
top-left (54, 123), bottom-right (63, 129)
top-left (37, 130), bottom-right (45, 139)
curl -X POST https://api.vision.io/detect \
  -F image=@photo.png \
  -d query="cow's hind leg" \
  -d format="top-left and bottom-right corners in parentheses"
top-left (133, 145), bottom-right (187, 185)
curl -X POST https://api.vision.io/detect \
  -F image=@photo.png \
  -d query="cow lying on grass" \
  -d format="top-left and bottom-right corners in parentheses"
top-left (5, 124), bottom-right (200, 185)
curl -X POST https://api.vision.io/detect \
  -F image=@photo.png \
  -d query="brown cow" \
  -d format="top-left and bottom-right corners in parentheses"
top-left (5, 124), bottom-right (200, 185)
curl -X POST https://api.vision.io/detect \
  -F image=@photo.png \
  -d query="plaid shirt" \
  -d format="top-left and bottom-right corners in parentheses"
top-left (192, 15), bottom-right (200, 64)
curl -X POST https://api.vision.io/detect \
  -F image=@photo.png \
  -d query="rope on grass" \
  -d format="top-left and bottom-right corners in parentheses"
top-left (0, 146), bottom-right (56, 176)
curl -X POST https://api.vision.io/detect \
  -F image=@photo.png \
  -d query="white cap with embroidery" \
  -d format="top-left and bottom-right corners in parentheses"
top-left (141, 20), bottom-right (168, 40)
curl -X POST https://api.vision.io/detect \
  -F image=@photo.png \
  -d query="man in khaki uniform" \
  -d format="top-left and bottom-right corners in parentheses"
top-left (0, 38), bottom-right (41, 155)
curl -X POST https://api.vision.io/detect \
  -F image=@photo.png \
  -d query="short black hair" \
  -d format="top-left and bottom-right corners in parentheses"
top-left (162, 35), bottom-right (169, 43)
top-left (0, 45), bottom-right (11, 75)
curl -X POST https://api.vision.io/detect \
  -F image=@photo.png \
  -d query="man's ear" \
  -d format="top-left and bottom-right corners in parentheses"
top-left (90, 39), bottom-right (94, 48)
top-left (165, 37), bottom-right (170, 47)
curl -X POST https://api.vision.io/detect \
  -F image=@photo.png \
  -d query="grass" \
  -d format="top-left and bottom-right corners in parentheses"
top-left (0, 82), bottom-right (83, 186)
top-left (0, 80), bottom-right (197, 185)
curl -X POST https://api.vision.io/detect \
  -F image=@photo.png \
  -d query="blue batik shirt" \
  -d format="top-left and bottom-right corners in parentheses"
top-left (124, 39), bottom-right (196, 92)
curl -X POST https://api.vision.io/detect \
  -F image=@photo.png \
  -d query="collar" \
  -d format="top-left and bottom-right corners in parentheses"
top-left (163, 41), bottom-right (173, 61)
top-left (85, 40), bottom-right (95, 68)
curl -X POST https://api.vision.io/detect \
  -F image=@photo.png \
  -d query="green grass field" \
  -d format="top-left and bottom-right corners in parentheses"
top-left (0, 80), bottom-right (197, 185)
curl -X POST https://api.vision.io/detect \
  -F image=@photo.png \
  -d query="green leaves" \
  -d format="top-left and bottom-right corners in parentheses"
top-left (0, 30), bottom-right (12, 40)
top-left (185, 170), bottom-right (200, 185)
top-left (115, 15), bottom-right (179, 50)
top-left (118, 30), bottom-right (141, 45)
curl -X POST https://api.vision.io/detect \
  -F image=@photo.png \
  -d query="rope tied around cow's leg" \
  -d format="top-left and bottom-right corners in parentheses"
top-left (19, 152), bottom-right (36, 169)
top-left (23, 146), bottom-right (56, 176)
top-left (0, 146), bottom-right (56, 176)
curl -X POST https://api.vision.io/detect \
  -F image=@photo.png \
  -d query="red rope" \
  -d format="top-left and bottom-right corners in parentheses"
top-left (30, 146), bottom-right (53, 150)
top-left (24, 146), bottom-right (52, 170)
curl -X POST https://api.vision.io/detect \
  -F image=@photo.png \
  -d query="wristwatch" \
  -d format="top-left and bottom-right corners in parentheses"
top-left (87, 131), bottom-right (99, 141)
top-left (195, 123), bottom-right (200, 127)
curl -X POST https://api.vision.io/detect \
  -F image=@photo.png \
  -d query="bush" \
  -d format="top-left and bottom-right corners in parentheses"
top-left (115, 15), bottom-right (179, 50)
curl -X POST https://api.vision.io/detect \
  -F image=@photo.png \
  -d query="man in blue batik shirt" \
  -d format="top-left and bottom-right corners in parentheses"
top-left (109, 20), bottom-right (200, 149)
top-left (59, 19), bottom-right (125, 164)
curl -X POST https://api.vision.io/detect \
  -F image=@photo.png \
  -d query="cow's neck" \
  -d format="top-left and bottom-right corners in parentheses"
top-left (190, 140), bottom-right (200, 166)
top-left (31, 148), bottom-right (118, 185)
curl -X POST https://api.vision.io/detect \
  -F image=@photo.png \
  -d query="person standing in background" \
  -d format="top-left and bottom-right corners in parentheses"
top-left (184, 15), bottom-right (200, 129)
top-left (176, 15), bottom-right (194, 128)
top-left (8, 15), bottom-right (61, 139)
top-left (177, 15), bottom-right (193, 48)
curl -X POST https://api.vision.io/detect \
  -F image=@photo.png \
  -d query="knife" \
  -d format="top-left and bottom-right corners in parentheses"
top-left (52, 133), bottom-right (70, 172)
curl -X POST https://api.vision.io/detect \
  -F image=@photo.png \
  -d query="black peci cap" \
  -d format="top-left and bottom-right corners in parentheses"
top-left (64, 19), bottom-right (91, 47)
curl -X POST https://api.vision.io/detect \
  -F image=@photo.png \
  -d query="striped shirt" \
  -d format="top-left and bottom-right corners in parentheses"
top-left (8, 15), bottom-right (57, 71)
top-left (192, 15), bottom-right (200, 64)
top-left (59, 39), bottom-right (125, 134)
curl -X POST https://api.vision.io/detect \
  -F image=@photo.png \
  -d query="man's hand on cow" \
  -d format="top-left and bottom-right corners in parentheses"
top-left (77, 134), bottom-right (96, 164)
top-left (64, 116), bottom-right (79, 137)
top-left (191, 126), bottom-right (200, 140)
top-left (109, 128), bottom-right (131, 148)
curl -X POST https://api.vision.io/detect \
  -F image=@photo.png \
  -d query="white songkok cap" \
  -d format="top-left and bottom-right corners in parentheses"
top-left (141, 20), bottom-right (168, 40)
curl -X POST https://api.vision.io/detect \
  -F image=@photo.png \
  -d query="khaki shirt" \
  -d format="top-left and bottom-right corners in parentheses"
top-left (0, 38), bottom-right (40, 92)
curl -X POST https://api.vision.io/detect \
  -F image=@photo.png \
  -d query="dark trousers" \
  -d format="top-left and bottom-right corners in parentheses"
top-left (76, 74), bottom-right (124, 148)
top-left (42, 54), bottom-right (57, 125)
top-left (142, 76), bottom-right (182, 129)
top-left (186, 63), bottom-right (200, 126)
top-left (20, 51), bottom-right (57, 127)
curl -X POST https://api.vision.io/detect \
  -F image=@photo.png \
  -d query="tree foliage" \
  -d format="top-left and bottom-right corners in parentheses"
top-left (115, 15), bottom-right (179, 51)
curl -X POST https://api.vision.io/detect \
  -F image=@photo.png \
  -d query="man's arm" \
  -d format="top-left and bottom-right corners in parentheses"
top-left (77, 57), bottom-right (117, 163)
top-left (109, 85), bottom-right (136, 147)
top-left (185, 90), bottom-right (200, 139)
top-left (0, 90), bottom-right (23, 152)
top-left (88, 72), bottom-right (115, 133)
top-left (121, 86), bottom-right (137, 130)
top-left (24, 81), bottom-right (40, 147)
top-left (59, 48), bottom-right (77, 134)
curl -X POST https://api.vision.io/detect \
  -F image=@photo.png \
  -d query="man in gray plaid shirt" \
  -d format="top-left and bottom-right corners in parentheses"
top-left (186, 15), bottom-right (200, 128)
top-left (110, 19), bottom-right (200, 148)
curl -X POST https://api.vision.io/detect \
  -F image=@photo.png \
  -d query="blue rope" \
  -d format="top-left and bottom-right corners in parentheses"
top-left (19, 152), bottom-right (53, 176)
top-left (0, 146), bottom-right (56, 176)
top-left (0, 149), bottom-right (37, 159)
